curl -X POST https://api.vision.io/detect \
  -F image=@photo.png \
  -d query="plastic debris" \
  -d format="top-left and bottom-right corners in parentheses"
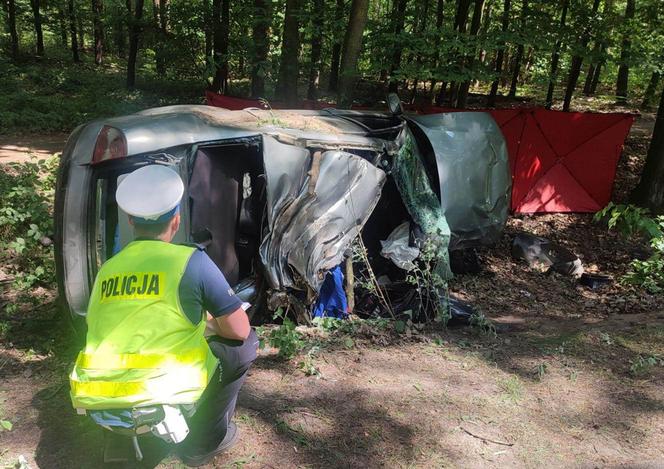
top-left (511, 232), bottom-right (584, 277)
top-left (579, 273), bottom-right (612, 290)
top-left (380, 222), bottom-right (420, 271)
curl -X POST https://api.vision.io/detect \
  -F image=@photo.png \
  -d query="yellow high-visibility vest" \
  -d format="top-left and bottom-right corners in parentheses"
top-left (70, 240), bottom-right (218, 410)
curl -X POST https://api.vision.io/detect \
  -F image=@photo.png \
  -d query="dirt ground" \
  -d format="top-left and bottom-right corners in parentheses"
top-left (1, 113), bottom-right (663, 468)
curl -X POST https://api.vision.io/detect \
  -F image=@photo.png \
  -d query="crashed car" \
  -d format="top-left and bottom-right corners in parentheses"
top-left (54, 100), bottom-right (510, 326)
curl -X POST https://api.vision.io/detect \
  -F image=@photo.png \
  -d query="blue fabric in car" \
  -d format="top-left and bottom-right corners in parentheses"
top-left (312, 265), bottom-right (348, 319)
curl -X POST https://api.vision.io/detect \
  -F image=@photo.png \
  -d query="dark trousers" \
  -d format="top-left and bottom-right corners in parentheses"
top-left (178, 329), bottom-right (258, 455)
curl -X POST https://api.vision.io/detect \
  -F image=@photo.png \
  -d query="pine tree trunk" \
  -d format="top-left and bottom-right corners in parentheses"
top-left (409, 0), bottom-right (429, 104)
top-left (337, 0), bottom-right (369, 108)
top-left (615, 0), bottom-right (635, 104)
top-left (544, 0), bottom-right (568, 109)
top-left (429, 0), bottom-right (445, 102)
top-left (307, 0), bottom-right (324, 100)
top-left (211, 0), bottom-right (230, 93)
top-left (590, 61), bottom-right (602, 94)
top-left (642, 72), bottom-right (661, 109)
top-left (78, 14), bottom-right (85, 50)
top-left (487, 0), bottom-right (510, 107)
top-left (583, 63), bottom-right (595, 95)
top-left (456, 0), bottom-right (485, 109)
top-left (58, 6), bottom-right (68, 46)
top-left (68, 0), bottom-right (80, 62)
top-left (154, 0), bottom-right (168, 74)
top-left (92, 0), bottom-right (104, 64)
top-left (562, 0), bottom-right (600, 112)
top-left (127, 0), bottom-right (145, 88)
top-left (250, 0), bottom-right (270, 97)
top-left (276, 0), bottom-right (301, 104)
top-left (7, 0), bottom-right (19, 60)
top-left (328, 0), bottom-right (344, 92)
top-left (387, 0), bottom-right (409, 93)
top-left (30, 0), bottom-right (44, 55)
top-left (632, 87), bottom-right (664, 213)
top-left (508, 0), bottom-right (527, 98)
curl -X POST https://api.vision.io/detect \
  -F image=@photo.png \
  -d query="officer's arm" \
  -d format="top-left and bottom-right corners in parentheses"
top-left (214, 307), bottom-right (251, 341)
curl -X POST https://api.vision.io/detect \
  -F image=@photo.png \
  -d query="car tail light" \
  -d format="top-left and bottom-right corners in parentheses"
top-left (92, 126), bottom-right (127, 164)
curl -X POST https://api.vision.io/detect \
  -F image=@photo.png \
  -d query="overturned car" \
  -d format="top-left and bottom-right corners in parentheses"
top-left (54, 101), bottom-right (510, 326)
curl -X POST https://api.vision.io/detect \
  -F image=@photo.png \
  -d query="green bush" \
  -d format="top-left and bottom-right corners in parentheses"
top-left (0, 156), bottom-right (58, 293)
top-left (595, 203), bottom-right (664, 293)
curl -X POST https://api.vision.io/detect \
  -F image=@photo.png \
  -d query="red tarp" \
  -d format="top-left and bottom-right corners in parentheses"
top-left (205, 92), bottom-right (635, 214)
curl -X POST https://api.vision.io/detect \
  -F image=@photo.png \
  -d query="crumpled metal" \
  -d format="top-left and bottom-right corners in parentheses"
top-left (260, 147), bottom-right (386, 291)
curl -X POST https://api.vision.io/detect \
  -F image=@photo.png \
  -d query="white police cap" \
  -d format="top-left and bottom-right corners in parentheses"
top-left (116, 165), bottom-right (184, 224)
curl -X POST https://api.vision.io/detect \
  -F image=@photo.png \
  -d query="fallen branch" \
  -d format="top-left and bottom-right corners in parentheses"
top-left (461, 426), bottom-right (514, 447)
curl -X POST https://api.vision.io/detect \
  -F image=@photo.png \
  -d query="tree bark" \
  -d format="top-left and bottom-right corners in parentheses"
top-left (30, 0), bottom-right (44, 55)
top-left (250, 0), bottom-right (271, 97)
top-left (589, 62), bottom-right (602, 94)
top-left (276, 0), bottom-right (301, 105)
top-left (642, 72), bottom-right (661, 109)
top-left (78, 13), bottom-right (85, 50)
top-left (328, 0), bottom-right (344, 92)
top-left (7, 0), bottom-right (19, 60)
top-left (127, 0), bottom-right (145, 88)
top-left (544, 0), bottom-right (568, 109)
top-left (92, 0), bottom-right (104, 64)
top-left (583, 63), bottom-right (595, 95)
top-left (307, 0), bottom-right (324, 100)
top-left (562, 0), bottom-right (600, 112)
top-left (409, 0), bottom-right (429, 104)
top-left (615, 0), bottom-right (635, 104)
top-left (429, 0), bottom-right (444, 101)
top-left (487, 0), bottom-right (510, 107)
top-left (337, 0), bottom-right (369, 108)
top-left (456, 0), bottom-right (485, 109)
top-left (57, 5), bottom-right (68, 46)
top-left (632, 87), bottom-right (664, 213)
top-left (387, 0), bottom-right (408, 93)
top-left (68, 0), bottom-right (80, 62)
top-left (508, 0), bottom-right (527, 98)
top-left (153, 0), bottom-right (168, 74)
top-left (211, 0), bottom-right (231, 92)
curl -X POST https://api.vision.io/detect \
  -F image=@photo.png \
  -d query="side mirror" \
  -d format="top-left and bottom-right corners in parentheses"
top-left (386, 93), bottom-right (404, 116)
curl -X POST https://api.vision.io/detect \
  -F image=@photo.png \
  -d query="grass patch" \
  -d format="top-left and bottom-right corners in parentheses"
top-left (498, 375), bottom-right (524, 403)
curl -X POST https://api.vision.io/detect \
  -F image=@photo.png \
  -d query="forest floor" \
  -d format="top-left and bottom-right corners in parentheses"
top-left (1, 102), bottom-right (663, 468)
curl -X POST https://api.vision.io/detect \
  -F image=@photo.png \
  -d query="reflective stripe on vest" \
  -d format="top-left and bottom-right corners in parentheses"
top-left (70, 240), bottom-right (219, 410)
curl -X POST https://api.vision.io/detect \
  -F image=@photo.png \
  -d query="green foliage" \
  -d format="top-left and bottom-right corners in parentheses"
top-left (629, 355), bottom-right (663, 377)
top-left (595, 203), bottom-right (664, 294)
top-left (0, 156), bottom-right (58, 292)
top-left (258, 309), bottom-right (305, 359)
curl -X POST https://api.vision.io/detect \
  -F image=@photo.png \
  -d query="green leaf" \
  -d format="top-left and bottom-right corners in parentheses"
top-left (0, 420), bottom-right (12, 431)
top-left (394, 320), bottom-right (406, 333)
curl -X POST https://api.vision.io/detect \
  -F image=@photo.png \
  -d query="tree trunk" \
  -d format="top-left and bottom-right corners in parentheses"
top-left (632, 87), bottom-right (664, 212)
top-left (30, 0), bottom-right (44, 55)
top-left (127, 0), bottom-right (145, 89)
top-left (387, 0), bottom-right (408, 93)
top-left (562, 0), bottom-right (600, 112)
top-left (153, 0), bottom-right (168, 74)
top-left (337, 0), bottom-right (369, 108)
top-left (615, 0), bottom-right (635, 104)
top-left (544, 0), bottom-right (568, 109)
top-left (276, 0), bottom-right (301, 104)
top-left (68, 0), bottom-right (80, 62)
top-left (487, 0), bottom-right (510, 107)
top-left (409, 0), bottom-right (429, 104)
top-left (429, 0), bottom-right (444, 101)
top-left (7, 0), bottom-right (19, 60)
top-left (78, 13), bottom-right (85, 50)
top-left (211, 0), bottom-right (230, 93)
top-left (589, 62), bottom-right (602, 94)
top-left (92, 0), bottom-right (104, 64)
top-left (583, 63), bottom-right (595, 95)
top-left (307, 0), bottom-right (324, 100)
top-left (58, 5), bottom-right (68, 46)
top-left (507, 0), bottom-right (527, 98)
top-left (642, 72), bottom-right (661, 109)
top-left (250, 0), bottom-right (270, 97)
top-left (456, 0), bottom-right (485, 109)
top-left (328, 0), bottom-right (344, 92)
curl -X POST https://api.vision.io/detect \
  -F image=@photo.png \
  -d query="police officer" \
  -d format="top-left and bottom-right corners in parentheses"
top-left (69, 165), bottom-right (257, 467)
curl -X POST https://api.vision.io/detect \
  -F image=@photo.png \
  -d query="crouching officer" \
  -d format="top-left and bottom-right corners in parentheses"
top-left (69, 165), bottom-right (258, 467)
